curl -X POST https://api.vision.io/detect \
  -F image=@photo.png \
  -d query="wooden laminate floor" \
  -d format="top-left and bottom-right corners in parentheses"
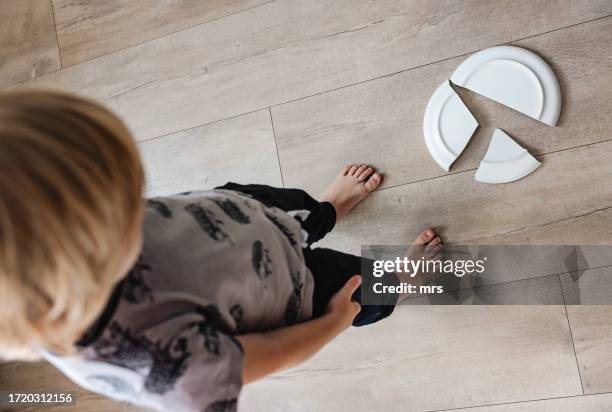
top-left (1, 1), bottom-right (611, 411)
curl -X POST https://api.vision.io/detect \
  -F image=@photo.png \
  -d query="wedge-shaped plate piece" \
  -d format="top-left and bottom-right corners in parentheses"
top-left (423, 80), bottom-right (478, 171)
top-left (451, 46), bottom-right (561, 126)
top-left (475, 129), bottom-right (541, 184)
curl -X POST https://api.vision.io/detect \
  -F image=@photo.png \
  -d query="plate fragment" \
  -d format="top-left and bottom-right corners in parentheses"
top-left (475, 128), bottom-right (541, 184)
top-left (423, 80), bottom-right (479, 171)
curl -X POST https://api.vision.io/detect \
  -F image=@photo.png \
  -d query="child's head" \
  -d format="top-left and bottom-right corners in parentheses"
top-left (0, 90), bottom-right (144, 360)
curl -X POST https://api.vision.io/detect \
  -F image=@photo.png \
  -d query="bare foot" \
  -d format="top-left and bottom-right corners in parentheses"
top-left (412, 228), bottom-right (443, 257)
top-left (320, 164), bottom-right (383, 222)
top-left (408, 228), bottom-right (443, 279)
top-left (396, 228), bottom-right (443, 301)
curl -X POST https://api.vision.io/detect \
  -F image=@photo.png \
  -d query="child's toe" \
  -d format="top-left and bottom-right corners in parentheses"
top-left (414, 229), bottom-right (436, 245)
top-left (358, 167), bottom-right (374, 182)
top-left (364, 172), bottom-right (383, 192)
top-left (354, 165), bottom-right (367, 178)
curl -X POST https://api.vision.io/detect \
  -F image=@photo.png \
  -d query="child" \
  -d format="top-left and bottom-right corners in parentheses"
top-left (0, 91), bottom-right (442, 411)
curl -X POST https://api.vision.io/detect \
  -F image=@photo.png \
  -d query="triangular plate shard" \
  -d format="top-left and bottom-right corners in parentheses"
top-left (423, 80), bottom-right (479, 171)
top-left (451, 45), bottom-right (561, 126)
top-left (475, 129), bottom-right (541, 184)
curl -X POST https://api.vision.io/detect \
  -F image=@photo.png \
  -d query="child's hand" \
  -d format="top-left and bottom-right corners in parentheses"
top-left (325, 275), bottom-right (362, 329)
top-left (239, 275), bottom-right (363, 383)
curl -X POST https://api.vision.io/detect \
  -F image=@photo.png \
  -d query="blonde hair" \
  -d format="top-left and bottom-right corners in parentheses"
top-left (0, 90), bottom-right (144, 360)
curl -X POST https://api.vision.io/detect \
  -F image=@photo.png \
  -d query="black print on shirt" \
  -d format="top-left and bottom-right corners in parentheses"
top-left (191, 304), bottom-right (242, 354)
top-left (197, 323), bottom-right (220, 356)
top-left (185, 204), bottom-right (233, 244)
top-left (123, 259), bottom-right (154, 304)
top-left (251, 240), bottom-right (272, 281)
top-left (229, 304), bottom-right (244, 333)
top-left (194, 304), bottom-right (226, 355)
top-left (241, 198), bottom-right (256, 211)
top-left (263, 211), bottom-right (297, 246)
top-left (204, 398), bottom-right (237, 412)
top-left (91, 304), bottom-right (240, 396)
top-left (92, 321), bottom-right (191, 395)
top-left (94, 321), bottom-right (153, 371)
top-left (285, 271), bottom-right (303, 325)
top-left (195, 304), bottom-right (224, 327)
top-left (147, 199), bottom-right (172, 218)
top-left (211, 198), bottom-right (251, 224)
top-left (145, 335), bottom-right (191, 394)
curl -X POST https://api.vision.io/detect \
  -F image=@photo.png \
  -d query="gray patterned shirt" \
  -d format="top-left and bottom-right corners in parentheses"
top-left (43, 189), bottom-right (314, 412)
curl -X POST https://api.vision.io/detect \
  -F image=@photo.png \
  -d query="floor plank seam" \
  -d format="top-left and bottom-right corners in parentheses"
top-left (4, 10), bottom-right (609, 123)
top-left (534, 137), bottom-right (612, 158)
top-left (425, 391), bottom-right (610, 412)
top-left (53, 0), bottom-right (277, 71)
top-left (264, 14), bottom-right (612, 108)
top-left (49, 0), bottom-right (63, 69)
top-left (371, 137), bottom-right (612, 195)
top-left (269, 107), bottom-right (285, 188)
top-left (127, 14), bottom-right (612, 145)
top-left (560, 275), bottom-right (586, 395)
top-left (463, 205), bottom-right (612, 244)
top-left (136, 107), bottom-right (266, 145)
top-left (401, 262), bottom-right (612, 304)
top-left (139, 126), bottom-right (612, 205)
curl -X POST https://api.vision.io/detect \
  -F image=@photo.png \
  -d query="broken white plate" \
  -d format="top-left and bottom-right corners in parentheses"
top-left (475, 128), bottom-right (541, 184)
top-left (423, 80), bottom-right (478, 171)
top-left (451, 46), bottom-right (561, 126)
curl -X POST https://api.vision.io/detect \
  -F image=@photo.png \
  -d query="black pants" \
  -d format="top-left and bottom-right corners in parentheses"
top-left (217, 182), bottom-right (398, 326)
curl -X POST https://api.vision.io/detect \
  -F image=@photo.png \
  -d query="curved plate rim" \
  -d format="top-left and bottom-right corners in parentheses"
top-left (423, 80), bottom-right (478, 172)
top-left (450, 45), bottom-right (561, 126)
top-left (475, 129), bottom-right (542, 184)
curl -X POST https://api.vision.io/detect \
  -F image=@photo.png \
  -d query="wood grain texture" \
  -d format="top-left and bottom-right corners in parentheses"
top-left (0, 361), bottom-right (147, 411)
top-left (10, 1), bottom-right (612, 141)
top-left (469, 208), bottom-right (612, 245)
top-left (404, 274), bottom-right (565, 305)
top-left (313, 139), bottom-right (612, 256)
top-left (272, 17), bottom-right (612, 194)
top-left (0, 0), bottom-right (60, 88)
top-left (2, 2), bottom-right (611, 411)
top-left (52, 0), bottom-right (271, 66)
top-left (564, 267), bottom-right (612, 395)
top-left (565, 306), bottom-right (612, 395)
top-left (445, 393), bottom-right (612, 412)
top-left (315, 209), bottom-right (612, 257)
top-left (139, 110), bottom-right (281, 197)
top-left (561, 266), bottom-right (612, 305)
top-left (241, 306), bottom-right (581, 411)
